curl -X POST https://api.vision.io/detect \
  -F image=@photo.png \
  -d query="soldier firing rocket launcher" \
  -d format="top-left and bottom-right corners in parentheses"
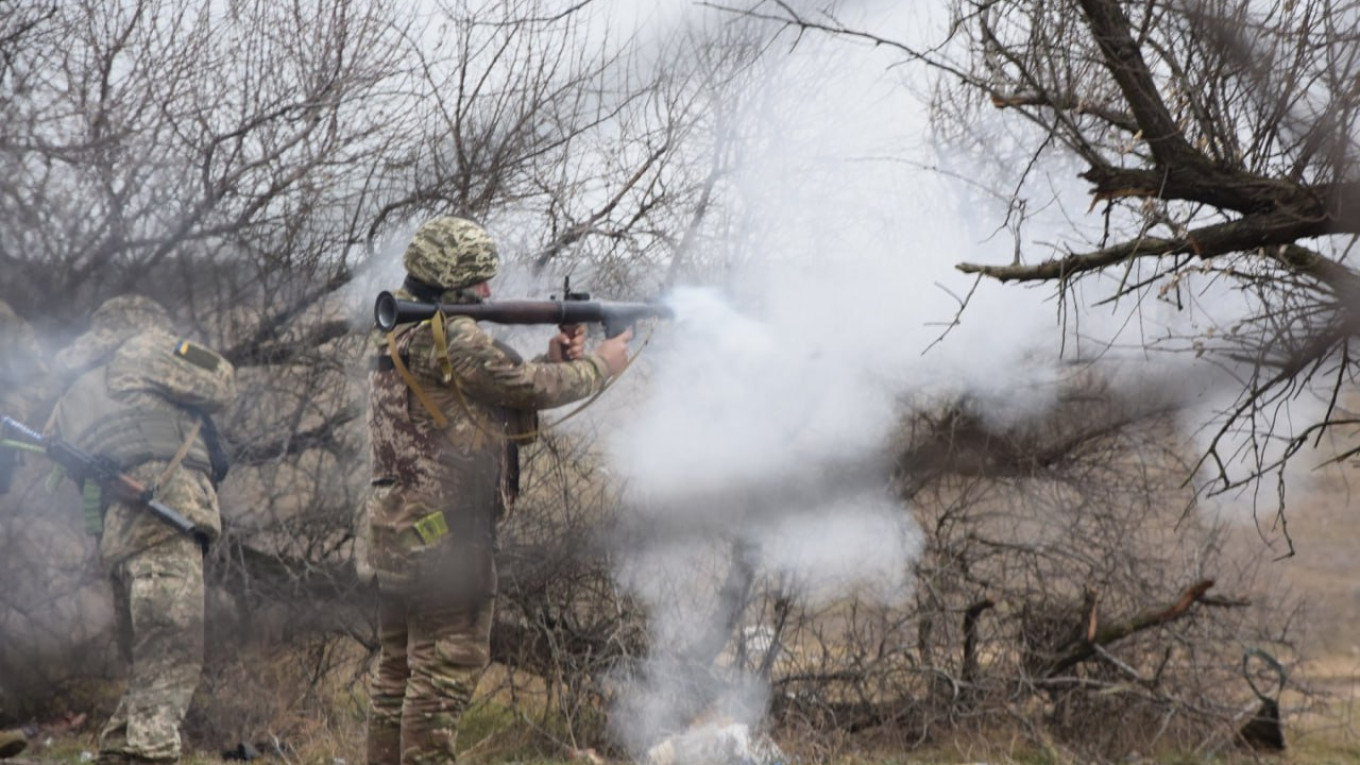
top-left (374, 278), bottom-right (673, 337)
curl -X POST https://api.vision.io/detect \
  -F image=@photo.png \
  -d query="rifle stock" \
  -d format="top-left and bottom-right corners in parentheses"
top-left (373, 291), bottom-right (672, 338)
top-left (1, 415), bottom-right (206, 547)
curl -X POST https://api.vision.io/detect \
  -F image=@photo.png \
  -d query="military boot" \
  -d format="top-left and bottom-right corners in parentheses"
top-left (0, 731), bottom-right (27, 759)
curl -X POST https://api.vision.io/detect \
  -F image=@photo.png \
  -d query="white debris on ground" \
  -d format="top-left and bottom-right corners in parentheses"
top-left (642, 722), bottom-right (787, 765)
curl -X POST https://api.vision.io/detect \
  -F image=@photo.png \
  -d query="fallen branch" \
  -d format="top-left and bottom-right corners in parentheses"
top-left (1042, 579), bottom-right (1216, 678)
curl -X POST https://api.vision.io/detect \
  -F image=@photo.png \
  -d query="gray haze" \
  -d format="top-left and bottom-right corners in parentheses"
top-left (596, 0), bottom-right (1059, 753)
top-left (575, 0), bottom-right (1305, 752)
top-left (315, 0), bottom-right (1291, 753)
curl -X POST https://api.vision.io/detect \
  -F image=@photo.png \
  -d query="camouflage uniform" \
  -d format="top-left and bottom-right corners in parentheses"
top-left (365, 218), bottom-right (612, 765)
top-left (48, 297), bottom-right (235, 765)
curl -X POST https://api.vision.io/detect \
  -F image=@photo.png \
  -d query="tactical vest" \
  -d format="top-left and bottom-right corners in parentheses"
top-left (54, 361), bottom-right (214, 477)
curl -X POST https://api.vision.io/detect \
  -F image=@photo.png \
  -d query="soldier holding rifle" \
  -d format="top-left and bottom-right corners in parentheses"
top-left (44, 296), bottom-right (235, 765)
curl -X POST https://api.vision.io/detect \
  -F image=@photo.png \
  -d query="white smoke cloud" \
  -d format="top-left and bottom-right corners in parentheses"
top-left (581, 0), bottom-right (1331, 751)
top-left (593, 2), bottom-right (1048, 753)
top-left (358, 0), bottom-right (1309, 753)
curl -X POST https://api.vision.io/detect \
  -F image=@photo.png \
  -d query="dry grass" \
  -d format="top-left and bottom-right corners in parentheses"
top-left (1201, 440), bottom-right (1360, 763)
top-left (1284, 652), bottom-right (1360, 763)
top-left (13, 395), bottom-right (1360, 764)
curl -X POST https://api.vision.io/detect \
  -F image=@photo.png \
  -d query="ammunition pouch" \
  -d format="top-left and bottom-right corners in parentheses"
top-left (82, 477), bottom-right (107, 536)
top-left (79, 454), bottom-right (122, 536)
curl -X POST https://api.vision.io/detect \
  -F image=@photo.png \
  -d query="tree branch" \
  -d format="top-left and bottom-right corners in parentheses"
top-left (1042, 579), bottom-right (1216, 678)
top-left (1077, 0), bottom-right (1204, 170)
top-left (957, 209), bottom-right (1338, 282)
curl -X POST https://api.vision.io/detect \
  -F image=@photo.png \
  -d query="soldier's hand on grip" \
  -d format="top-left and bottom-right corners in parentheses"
top-left (548, 324), bottom-right (588, 362)
top-left (595, 328), bottom-right (633, 378)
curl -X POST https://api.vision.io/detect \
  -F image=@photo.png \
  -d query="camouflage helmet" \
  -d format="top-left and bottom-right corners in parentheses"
top-left (402, 216), bottom-right (499, 291)
top-left (53, 295), bottom-right (171, 379)
top-left (92, 295), bottom-right (170, 335)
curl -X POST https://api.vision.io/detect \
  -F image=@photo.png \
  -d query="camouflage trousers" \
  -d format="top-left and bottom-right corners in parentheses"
top-left (98, 533), bottom-right (206, 763)
top-left (367, 584), bottom-right (495, 765)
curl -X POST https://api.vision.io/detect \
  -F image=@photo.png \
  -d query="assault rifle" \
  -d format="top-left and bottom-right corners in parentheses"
top-left (0, 415), bottom-right (206, 547)
top-left (373, 278), bottom-right (673, 338)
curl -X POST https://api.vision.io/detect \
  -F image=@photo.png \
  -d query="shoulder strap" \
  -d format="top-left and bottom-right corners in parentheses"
top-left (386, 329), bottom-right (449, 428)
top-left (155, 417), bottom-right (203, 489)
top-left (429, 311), bottom-right (456, 383)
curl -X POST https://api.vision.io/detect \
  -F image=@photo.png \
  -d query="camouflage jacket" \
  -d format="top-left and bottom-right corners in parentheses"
top-left (365, 313), bottom-right (610, 585)
top-left (49, 326), bottom-right (236, 559)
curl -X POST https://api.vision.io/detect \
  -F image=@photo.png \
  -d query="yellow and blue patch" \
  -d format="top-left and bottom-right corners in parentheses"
top-left (173, 339), bottom-right (222, 372)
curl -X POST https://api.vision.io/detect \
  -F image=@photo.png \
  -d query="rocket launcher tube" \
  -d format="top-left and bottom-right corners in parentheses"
top-left (373, 290), bottom-right (673, 338)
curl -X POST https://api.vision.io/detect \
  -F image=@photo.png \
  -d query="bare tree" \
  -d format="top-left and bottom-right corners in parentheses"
top-left (718, 0), bottom-right (1360, 531)
top-left (4, 0), bottom-right (1305, 760)
top-left (0, 0), bottom-right (755, 752)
